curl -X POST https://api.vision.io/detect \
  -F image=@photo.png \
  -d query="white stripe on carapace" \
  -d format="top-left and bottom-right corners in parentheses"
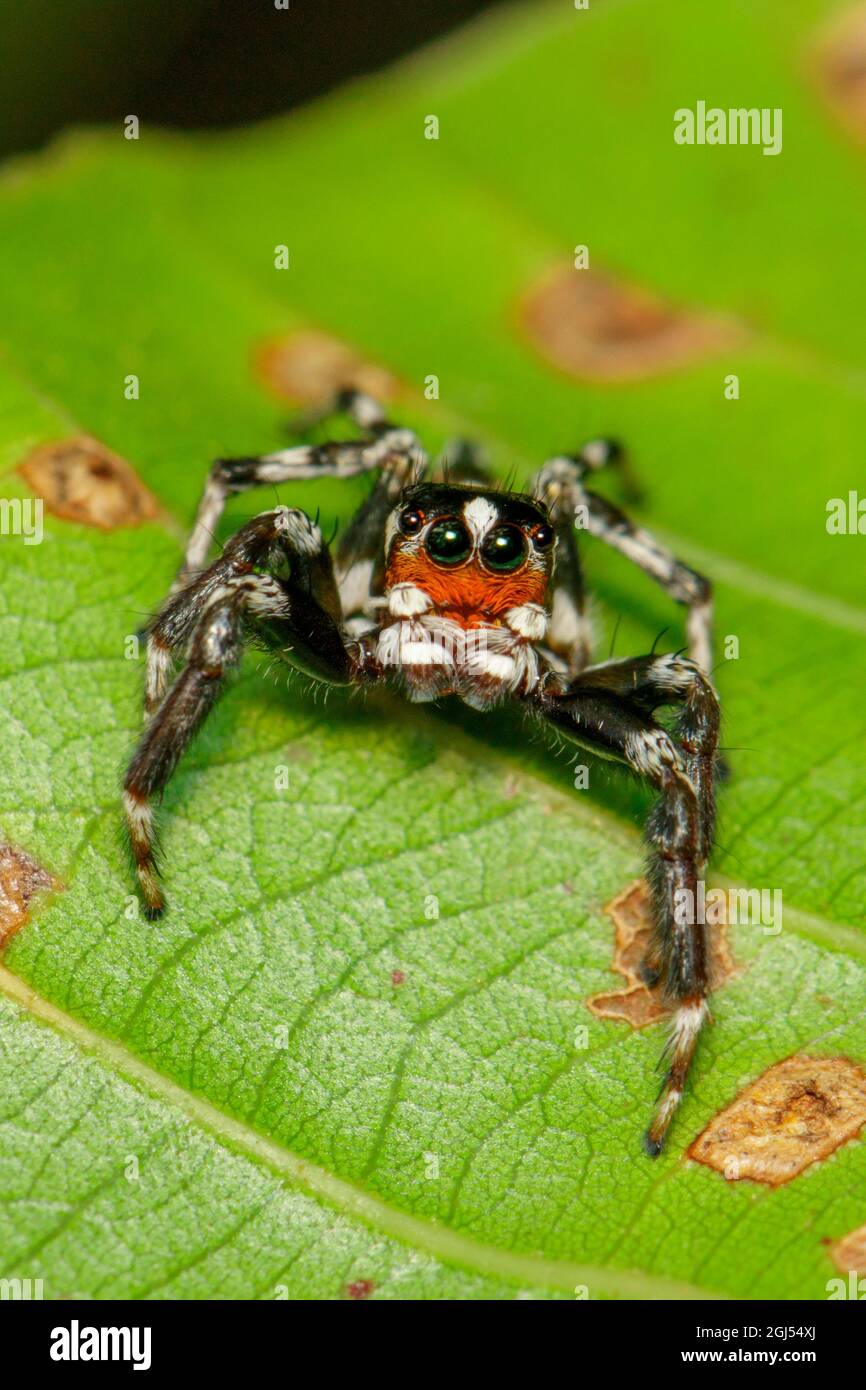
top-left (462, 496), bottom-right (499, 543)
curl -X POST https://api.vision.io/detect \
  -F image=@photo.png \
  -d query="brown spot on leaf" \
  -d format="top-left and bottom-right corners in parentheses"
top-left (689, 1056), bottom-right (866, 1186)
top-left (346, 1278), bottom-right (375, 1300)
top-left (256, 330), bottom-right (400, 405)
top-left (391, 969), bottom-right (406, 987)
top-left (0, 844), bottom-right (59, 948)
top-left (520, 264), bottom-right (742, 382)
top-left (587, 878), bottom-right (738, 1028)
top-left (18, 437), bottom-right (159, 530)
top-left (831, 1221), bottom-right (866, 1276)
top-left (815, 4), bottom-right (866, 142)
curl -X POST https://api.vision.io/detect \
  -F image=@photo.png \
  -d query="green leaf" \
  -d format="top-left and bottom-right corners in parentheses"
top-left (2, 0), bottom-right (865, 1299)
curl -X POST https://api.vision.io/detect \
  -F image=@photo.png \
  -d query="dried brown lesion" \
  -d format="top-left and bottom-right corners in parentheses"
top-left (0, 843), bottom-right (60, 949)
top-left (587, 878), bottom-right (738, 1029)
top-left (519, 264), bottom-right (742, 382)
top-left (18, 437), bottom-right (159, 530)
top-left (689, 1055), bottom-right (866, 1186)
top-left (813, 3), bottom-right (866, 143)
top-left (256, 330), bottom-right (401, 405)
top-left (830, 1220), bottom-right (866, 1276)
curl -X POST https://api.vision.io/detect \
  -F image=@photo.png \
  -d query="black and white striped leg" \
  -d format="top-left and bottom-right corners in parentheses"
top-left (568, 652), bottom-right (719, 863)
top-left (127, 558), bottom-right (356, 919)
top-left (574, 436), bottom-right (644, 503)
top-left (532, 652), bottom-right (719, 1154)
top-left (533, 437), bottom-right (634, 504)
top-left (174, 396), bottom-right (426, 595)
top-left (335, 450), bottom-right (425, 620)
top-left (582, 488), bottom-right (714, 676)
top-left (532, 454), bottom-right (598, 674)
top-left (144, 507), bottom-right (342, 720)
top-left (533, 453), bottom-right (714, 676)
top-left (289, 387), bottom-right (396, 437)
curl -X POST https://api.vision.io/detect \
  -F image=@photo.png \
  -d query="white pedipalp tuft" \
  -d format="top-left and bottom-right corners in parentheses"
top-left (387, 583), bottom-right (434, 618)
top-left (505, 602), bottom-right (548, 642)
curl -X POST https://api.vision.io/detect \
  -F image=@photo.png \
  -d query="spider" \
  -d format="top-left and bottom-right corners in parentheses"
top-left (123, 389), bottom-right (720, 1156)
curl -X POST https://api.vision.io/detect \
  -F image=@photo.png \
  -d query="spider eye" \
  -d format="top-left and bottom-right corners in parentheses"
top-left (399, 507), bottom-right (424, 535)
top-left (480, 524), bottom-right (527, 573)
top-left (531, 523), bottom-right (554, 551)
top-left (425, 517), bottom-right (472, 566)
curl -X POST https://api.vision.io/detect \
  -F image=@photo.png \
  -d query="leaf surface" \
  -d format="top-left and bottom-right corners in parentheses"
top-left (1, 0), bottom-right (865, 1299)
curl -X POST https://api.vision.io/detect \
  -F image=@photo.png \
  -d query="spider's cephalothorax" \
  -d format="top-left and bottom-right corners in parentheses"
top-left (123, 389), bottom-right (720, 1157)
top-left (376, 483), bottom-right (555, 708)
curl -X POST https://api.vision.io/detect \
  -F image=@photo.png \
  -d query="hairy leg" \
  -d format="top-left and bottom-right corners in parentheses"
top-left (128, 511), bottom-right (358, 918)
top-left (335, 450), bottom-right (423, 620)
top-left (144, 507), bottom-right (342, 720)
top-left (531, 652), bottom-right (720, 1153)
top-left (533, 453), bottom-right (714, 675)
top-left (175, 388), bottom-right (426, 595)
top-left (532, 457), bottom-right (594, 675)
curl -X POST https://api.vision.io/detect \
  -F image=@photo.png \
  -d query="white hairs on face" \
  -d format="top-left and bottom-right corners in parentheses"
top-left (462, 496), bottom-right (499, 544)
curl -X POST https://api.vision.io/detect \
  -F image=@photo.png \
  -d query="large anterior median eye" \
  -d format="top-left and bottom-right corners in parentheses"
top-left (425, 517), bottom-right (472, 566)
top-left (480, 524), bottom-right (527, 573)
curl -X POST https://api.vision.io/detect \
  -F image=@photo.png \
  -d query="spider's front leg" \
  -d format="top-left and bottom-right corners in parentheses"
top-left (530, 652), bottom-right (720, 1154)
top-left (125, 508), bottom-right (360, 919)
top-left (174, 388), bottom-right (427, 596)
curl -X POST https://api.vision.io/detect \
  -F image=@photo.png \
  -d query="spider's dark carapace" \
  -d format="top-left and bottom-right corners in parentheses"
top-left (123, 390), bottom-right (720, 1156)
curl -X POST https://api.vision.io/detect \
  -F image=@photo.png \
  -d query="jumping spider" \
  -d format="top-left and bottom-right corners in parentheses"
top-left (123, 390), bottom-right (720, 1155)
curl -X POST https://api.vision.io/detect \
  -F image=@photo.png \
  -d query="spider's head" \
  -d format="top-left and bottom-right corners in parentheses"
top-left (384, 483), bottom-right (555, 626)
